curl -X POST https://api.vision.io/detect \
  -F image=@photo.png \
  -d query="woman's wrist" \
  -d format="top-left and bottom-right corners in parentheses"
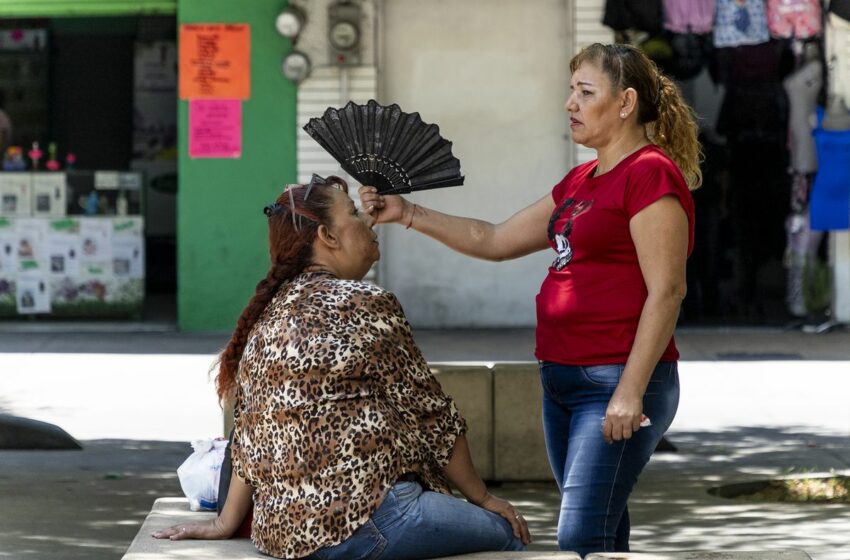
top-left (404, 201), bottom-right (418, 229)
top-left (468, 488), bottom-right (491, 507)
top-left (211, 516), bottom-right (234, 539)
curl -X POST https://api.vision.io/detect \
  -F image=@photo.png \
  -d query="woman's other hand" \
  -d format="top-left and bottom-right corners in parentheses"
top-left (358, 186), bottom-right (408, 224)
top-left (602, 386), bottom-right (644, 444)
top-left (152, 518), bottom-right (229, 541)
top-left (477, 493), bottom-right (532, 545)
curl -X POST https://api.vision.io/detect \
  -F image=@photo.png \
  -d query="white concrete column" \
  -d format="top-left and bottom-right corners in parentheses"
top-left (832, 231), bottom-right (850, 322)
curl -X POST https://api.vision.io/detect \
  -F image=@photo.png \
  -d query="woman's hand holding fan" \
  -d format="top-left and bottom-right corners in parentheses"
top-left (358, 185), bottom-right (408, 225)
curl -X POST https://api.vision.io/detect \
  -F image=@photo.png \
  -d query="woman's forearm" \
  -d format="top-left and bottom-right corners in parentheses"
top-left (620, 291), bottom-right (684, 394)
top-left (404, 203), bottom-right (505, 261)
top-left (214, 475), bottom-right (253, 537)
top-left (442, 434), bottom-right (490, 505)
top-left (360, 187), bottom-right (552, 260)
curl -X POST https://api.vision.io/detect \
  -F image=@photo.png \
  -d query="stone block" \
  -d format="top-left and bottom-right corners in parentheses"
top-left (586, 552), bottom-right (811, 560)
top-left (430, 364), bottom-right (494, 480)
top-left (123, 498), bottom-right (263, 559)
top-left (493, 363), bottom-right (552, 481)
top-left (125, 498), bottom-right (583, 559)
top-left (441, 554), bottom-right (581, 559)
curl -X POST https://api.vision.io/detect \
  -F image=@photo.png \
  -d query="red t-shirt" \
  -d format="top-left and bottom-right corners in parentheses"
top-left (535, 145), bottom-right (695, 365)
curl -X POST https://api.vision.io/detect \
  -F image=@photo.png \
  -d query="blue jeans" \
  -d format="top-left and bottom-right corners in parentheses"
top-left (539, 361), bottom-right (679, 556)
top-left (306, 481), bottom-right (524, 560)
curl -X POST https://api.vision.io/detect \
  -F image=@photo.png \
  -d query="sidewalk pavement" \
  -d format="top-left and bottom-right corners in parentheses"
top-left (0, 327), bottom-right (849, 559)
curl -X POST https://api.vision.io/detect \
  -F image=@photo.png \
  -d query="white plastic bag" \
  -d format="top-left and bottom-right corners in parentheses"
top-left (177, 438), bottom-right (228, 511)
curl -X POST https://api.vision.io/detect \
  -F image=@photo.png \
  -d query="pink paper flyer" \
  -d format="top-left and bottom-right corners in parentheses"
top-left (188, 99), bottom-right (242, 159)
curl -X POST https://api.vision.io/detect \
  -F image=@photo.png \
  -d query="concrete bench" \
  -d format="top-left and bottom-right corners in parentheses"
top-left (586, 554), bottom-right (811, 560)
top-left (123, 498), bottom-right (583, 559)
top-left (124, 498), bottom-right (811, 560)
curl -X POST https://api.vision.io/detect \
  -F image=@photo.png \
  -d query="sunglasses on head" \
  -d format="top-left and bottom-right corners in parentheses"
top-left (263, 174), bottom-right (331, 230)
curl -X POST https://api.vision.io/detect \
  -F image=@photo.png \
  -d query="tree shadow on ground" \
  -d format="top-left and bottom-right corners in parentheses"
top-left (0, 439), bottom-right (188, 560)
top-left (627, 427), bottom-right (849, 555)
top-left (2, 430), bottom-right (848, 559)
top-left (502, 426), bottom-right (850, 556)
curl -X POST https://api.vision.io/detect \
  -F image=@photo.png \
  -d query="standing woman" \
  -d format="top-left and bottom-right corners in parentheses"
top-left (360, 43), bottom-right (700, 555)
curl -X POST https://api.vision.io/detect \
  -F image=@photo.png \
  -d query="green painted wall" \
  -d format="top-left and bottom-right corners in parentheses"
top-left (0, 0), bottom-right (175, 17)
top-left (178, 0), bottom-right (296, 331)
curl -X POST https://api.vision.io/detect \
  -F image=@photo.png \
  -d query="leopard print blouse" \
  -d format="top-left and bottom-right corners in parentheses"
top-left (230, 271), bottom-right (467, 559)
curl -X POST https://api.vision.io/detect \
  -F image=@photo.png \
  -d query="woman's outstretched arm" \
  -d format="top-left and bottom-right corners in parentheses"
top-left (359, 187), bottom-right (554, 261)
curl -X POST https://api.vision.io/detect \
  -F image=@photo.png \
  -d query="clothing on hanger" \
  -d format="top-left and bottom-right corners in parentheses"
top-left (810, 108), bottom-right (850, 230)
top-left (829, 0), bottom-right (850, 23)
top-left (767, 0), bottom-right (823, 39)
top-left (714, 0), bottom-right (771, 47)
top-left (826, 13), bottom-right (850, 113)
top-left (662, 0), bottom-right (716, 34)
top-left (603, 0), bottom-right (663, 32)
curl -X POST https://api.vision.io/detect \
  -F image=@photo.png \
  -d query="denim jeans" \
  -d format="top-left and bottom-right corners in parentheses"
top-left (306, 481), bottom-right (524, 560)
top-left (539, 361), bottom-right (679, 556)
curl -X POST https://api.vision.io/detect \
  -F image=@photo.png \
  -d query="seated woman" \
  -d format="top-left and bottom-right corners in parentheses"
top-left (153, 175), bottom-right (530, 559)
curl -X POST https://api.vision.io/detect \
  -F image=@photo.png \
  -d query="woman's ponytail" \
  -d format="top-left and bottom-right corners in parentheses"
top-left (214, 251), bottom-right (309, 401)
top-left (652, 73), bottom-right (703, 190)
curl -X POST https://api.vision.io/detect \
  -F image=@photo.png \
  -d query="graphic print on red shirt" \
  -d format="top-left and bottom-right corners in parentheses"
top-left (549, 198), bottom-right (594, 270)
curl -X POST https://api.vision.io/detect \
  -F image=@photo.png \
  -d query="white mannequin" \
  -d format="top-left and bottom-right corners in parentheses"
top-left (783, 53), bottom-right (822, 172)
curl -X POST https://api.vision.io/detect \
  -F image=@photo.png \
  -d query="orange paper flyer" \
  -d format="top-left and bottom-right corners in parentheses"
top-left (179, 23), bottom-right (250, 100)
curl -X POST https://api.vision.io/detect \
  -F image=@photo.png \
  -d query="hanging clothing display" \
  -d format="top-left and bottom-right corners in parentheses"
top-left (783, 59), bottom-right (822, 173)
top-left (829, 0), bottom-right (850, 23)
top-left (784, 174), bottom-right (823, 317)
top-left (650, 32), bottom-right (714, 81)
top-left (714, 0), bottom-right (771, 47)
top-left (662, 0), bottom-right (716, 34)
top-left (717, 42), bottom-right (788, 145)
top-left (810, 108), bottom-right (850, 230)
top-left (603, 0), bottom-right (664, 32)
top-left (826, 12), bottom-right (850, 106)
top-left (766, 0), bottom-right (822, 39)
top-left (784, 199), bottom-right (824, 317)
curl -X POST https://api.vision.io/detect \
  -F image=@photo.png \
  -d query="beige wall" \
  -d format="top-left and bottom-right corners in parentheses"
top-left (378, 0), bottom-right (572, 327)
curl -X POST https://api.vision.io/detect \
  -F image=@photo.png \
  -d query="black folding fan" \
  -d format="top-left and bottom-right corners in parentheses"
top-left (302, 99), bottom-right (464, 195)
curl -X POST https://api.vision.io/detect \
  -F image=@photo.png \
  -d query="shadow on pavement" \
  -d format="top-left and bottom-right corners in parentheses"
top-left (1, 430), bottom-right (848, 559)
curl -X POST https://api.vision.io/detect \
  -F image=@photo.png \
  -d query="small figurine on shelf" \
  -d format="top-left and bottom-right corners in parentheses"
top-left (3, 146), bottom-right (26, 171)
top-left (116, 189), bottom-right (128, 216)
top-left (45, 142), bottom-right (60, 171)
top-left (65, 152), bottom-right (76, 170)
top-left (81, 190), bottom-right (99, 216)
top-left (28, 141), bottom-right (43, 170)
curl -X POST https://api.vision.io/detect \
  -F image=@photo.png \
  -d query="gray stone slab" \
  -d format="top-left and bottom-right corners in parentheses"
top-left (431, 364), bottom-right (494, 480)
top-left (586, 552), bottom-right (811, 560)
top-left (123, 498), bottom-right (263, 559)
top-left (440, 554), bottom-right (581, 559)
top-left (126, 498), bottom-right (580, 560)
top-left (493, 363), bottom-right (552, 481)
